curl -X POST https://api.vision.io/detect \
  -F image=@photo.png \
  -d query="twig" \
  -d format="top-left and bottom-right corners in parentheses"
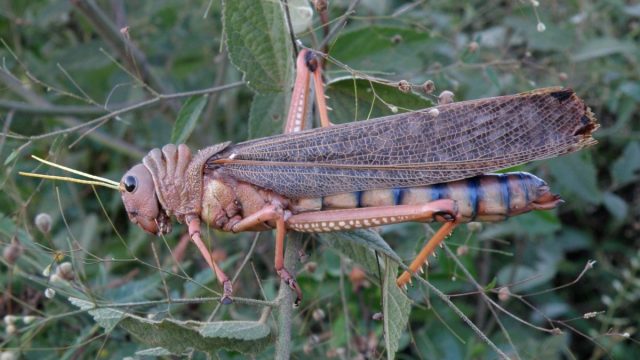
top-left (318, 0), bottom-right (361, 50)
top-left (275, 233), bottom-right (302, 359)
top-left (1, 82), bottom-right (245, 143)
top-left (0, 100), bottom-right (110, 115)
top-left (70, 0), bottom-right (175, 108)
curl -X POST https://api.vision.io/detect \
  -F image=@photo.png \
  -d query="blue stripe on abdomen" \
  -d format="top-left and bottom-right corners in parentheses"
top-left (393, 188), bottom-right (403, 205)
top-left (431, 182), bottom-right (447, 200)
top-left (498, 174), bottom-right (511, 217)
top-left (467, 176), bottom-right (480, 221)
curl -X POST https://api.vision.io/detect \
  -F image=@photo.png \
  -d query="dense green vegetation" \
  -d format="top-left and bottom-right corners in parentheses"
top-left (1, 1), bottom-right (639, 358)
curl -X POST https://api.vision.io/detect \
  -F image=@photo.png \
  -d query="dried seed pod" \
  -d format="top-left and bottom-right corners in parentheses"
top-left (398, 80), bottom-right (411, 93)
top-left (349, 266), bottom-right (369, 291)
top-left (422, 80), bottom-right (435, 94)
top-left (468, 41), bottom-right (479, 53)
top-left (56, 262), bottom-right (75, 281)
top-left (304, 261), bottom-right (317, 273)
top-left (498, 286), bottom-right (510, 302)
top-left (312, 308), bottom-right (325, 321)
top-left (438, 90), bottom-right (455, 105)
top-left (34, 213), bottom-right (52, 234)
top-left (3, 237), bottom-right (22, 265)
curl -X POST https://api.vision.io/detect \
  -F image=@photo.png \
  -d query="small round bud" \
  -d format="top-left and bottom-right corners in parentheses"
top-left (398, 80), bottom-right (411, 93)
top-left (467, 222), bottom-right (483, 232)
top-left (422, 80), bottom-right (435, 94)
top-left (558, 72), bottom-right (568, 82)
top-left (438, 90), bottom-right (454, 105)
top-left (3, 315), bottom-right (16, 325)
top-left (349, 266), bottom-right (369, 291)
top-left (2, 238), bottom-right (22, 265)
top-left (372, 312), bottom-right (383, 321)
top-left (388, 105), bottom-right (398, 113)
top-left (312, 0), bottom-right (327, 12)
top-left (583, 312), bottom-right (598, 319)
top-left (23, 316), bottom-right (37, 325)
top-left (531, 0), bottom-right (540, 7)
top-left (49, 274), bottom-right (63, 284)
top-left (312, 308), bottom-right (325, 321)
top-left (537, 22), bottom-right (546, 32)
top-left (623, 332), bottom-right (630, 339)
top-left (468, 41), bottom-right (479, 53)
top-left (456, 245), bottom-right (469, 257)
top-left (390, 34), bottom-right (403, 44)
top-left (0, 352), bottom-right (17, 360)
top-left (34, 213), bottom-right (52, 234)
top-left (44, 288), bottom-right (56, 299)
top-left (304, 261), bottom-right (317, 273)
top-left (428, 108), bottom-right (440, 117)
top-left (498, 286), bottom-right (510, 302)
top-left (5, 324), bottom-right (16, 336)
top-left (56, 262), bottom-right (75, 281)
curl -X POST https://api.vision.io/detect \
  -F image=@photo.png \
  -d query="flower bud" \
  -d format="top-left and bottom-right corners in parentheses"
top-left (312, 308), bottom-right (325, 321)
top-left (34, 213), bottom-right (52, 234)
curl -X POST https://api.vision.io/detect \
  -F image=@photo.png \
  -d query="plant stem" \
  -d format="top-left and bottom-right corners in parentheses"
top-left (275, 233), bottom-right (301, 359)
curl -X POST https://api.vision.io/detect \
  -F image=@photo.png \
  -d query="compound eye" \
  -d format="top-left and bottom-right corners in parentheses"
top-left (123, 175), bottom-right (137, 193)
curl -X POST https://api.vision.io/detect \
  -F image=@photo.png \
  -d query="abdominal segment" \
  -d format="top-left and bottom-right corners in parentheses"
top-left (290, 172), bottom-right (562, 226)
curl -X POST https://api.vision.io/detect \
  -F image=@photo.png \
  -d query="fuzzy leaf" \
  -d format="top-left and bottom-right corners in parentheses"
top-left (223, 0), bottom-right (293, 93)
top-left (69, 297), bottom-right (272, 354)
top-left (321, 229), bottom-right (402, 277)
top-left (170, 95), bottom-right (208, 144)
top-left (382, 257), bottom-right (411, 359)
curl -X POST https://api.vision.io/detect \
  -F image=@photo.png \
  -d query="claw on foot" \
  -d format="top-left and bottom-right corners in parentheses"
top-left (278, 268), bottom-right (303, 306)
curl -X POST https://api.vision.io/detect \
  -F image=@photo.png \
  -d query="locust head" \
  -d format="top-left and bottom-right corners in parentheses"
top-left (120, 164), bottom-right (171, 236)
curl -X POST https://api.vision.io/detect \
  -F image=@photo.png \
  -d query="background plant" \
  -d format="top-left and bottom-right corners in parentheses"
top-left (1, 0), bottom-right (639, 359)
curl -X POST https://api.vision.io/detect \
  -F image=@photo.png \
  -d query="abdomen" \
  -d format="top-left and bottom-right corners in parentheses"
top-left (290, 172), bottom-right (562, 222)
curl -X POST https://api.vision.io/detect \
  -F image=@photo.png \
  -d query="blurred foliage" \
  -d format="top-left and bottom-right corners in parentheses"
top-left (1, 0), bottom-right (640, 359)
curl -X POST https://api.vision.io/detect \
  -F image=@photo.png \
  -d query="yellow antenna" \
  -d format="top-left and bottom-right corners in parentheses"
top-left (19, 155), bottom-right (122, 191)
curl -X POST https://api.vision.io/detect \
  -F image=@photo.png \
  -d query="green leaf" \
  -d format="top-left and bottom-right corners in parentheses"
top-left (320, 229), bottom-right (402, 276)
top-left (382, 257), bottom-right (411, 359)
top-left (602, 191), bottom-right (628, 222)
top-left (249, 92), bottom-right (288, 138)
top-left (170, 95), bottom-right (208, 144)
top-left (135, 347), bottom-right (174, 356)
top-left (326, 78), bottom-right (433, 124)
top-left (547, 153), bottom-right (602, 205)
top-left (571, 38), bottom-right (637, 62)
top-left (199, 321), bottom-right (271, 340)
top-left (69, 297), bottom-right (273, 354)
top-left (611, 141), bottom-right (640, 187)
top-left (329, 26), bottom-right (433, 77)
top-left (223, 0), bottom-right (294, 93)
top-left (68, 297), bottom-right (124, 332)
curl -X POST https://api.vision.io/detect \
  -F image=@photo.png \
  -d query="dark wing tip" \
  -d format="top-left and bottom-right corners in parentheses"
top-left (549, 88), bottom-right (575, 103)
